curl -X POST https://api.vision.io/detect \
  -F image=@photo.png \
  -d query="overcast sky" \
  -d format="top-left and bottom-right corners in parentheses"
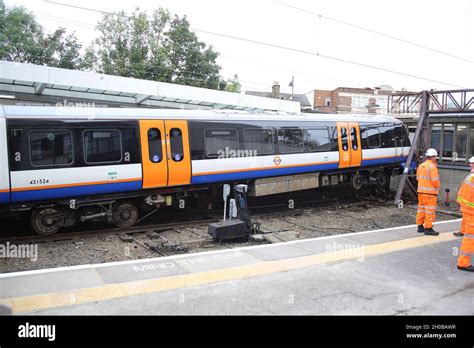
top-left (5, 0), bottom-right (474, 95)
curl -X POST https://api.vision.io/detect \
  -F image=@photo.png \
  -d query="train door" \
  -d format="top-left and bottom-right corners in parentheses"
top-left (336, 122), bottom-right (351, 168)
top-left (140, 120), bottom-right (191, 188)
top-left (0, 118), bottom-right (10, 204)
top-left (140, 120), bottom-right (168, 189)
top-left (348, 122), bottom-right (362, 167)
top-left (164, 120), bottom-right (191, 186)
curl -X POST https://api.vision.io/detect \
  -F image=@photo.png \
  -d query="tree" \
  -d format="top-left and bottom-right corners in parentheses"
top-left (223, 74), bottom-right (241, 93)
top-left (89, 7), bottom-right (226, 89)
top-left (0, 0), bottom-right (87, 69)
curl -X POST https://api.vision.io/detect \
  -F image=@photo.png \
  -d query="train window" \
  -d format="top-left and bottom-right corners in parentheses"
top-left (278, 128), bottom-right (304, 153)
top-left (307, 128), bottom-right (331, 152)
top-left (170, 128), bottom-right (184, 162)
top-left (244, 129), bottom-right (274, 155)
top-left (340, 127), bottom-right (348, 151)
top-left (204, 129), bottom-right (238, 157)
top-left (350, 127), bottom-right (358, 150)
top-left (29, 130), bottom-right (73, 167)
top-left (367, 128), bottom-right (381, 148)
top-left (380, 125), bottom-right (395, 147)
top-left (84, 130), bottom-right (122, 163)
top-left (148, 128), bottom-right (163, 163)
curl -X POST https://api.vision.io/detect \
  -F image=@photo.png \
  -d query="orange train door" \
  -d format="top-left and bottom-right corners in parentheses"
top-left (140, 120), bottom-right (168, 189)
top-left (348, 122), bottom-right (362, 167)
top-left (336, 122), bottom-right (351, 168)
top-left (164, 120), bottom-right (191, 186)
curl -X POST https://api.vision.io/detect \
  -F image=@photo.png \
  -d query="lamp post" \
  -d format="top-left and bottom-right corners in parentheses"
top-left (289, 76), bottom-right (294, 100)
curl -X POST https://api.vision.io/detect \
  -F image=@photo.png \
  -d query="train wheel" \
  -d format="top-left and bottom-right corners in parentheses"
top-left (30, 207), bottom-right (61, 235)
top-left (112, 201), bottom-right (139, 229)
top-left (351, 173), bottom-right (364, 190)
top-left (376, 172), bottom-right (387, 186)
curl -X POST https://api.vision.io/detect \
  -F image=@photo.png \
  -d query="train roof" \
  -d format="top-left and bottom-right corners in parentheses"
top-left (0, 105), bottom-right (402, 123)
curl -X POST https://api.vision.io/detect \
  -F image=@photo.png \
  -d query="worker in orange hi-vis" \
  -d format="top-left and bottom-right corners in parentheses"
top-left (453, 160), bottom-right (473, 238)
top-left (416, 148), bottom-right (441, 236)
top-left (456, 156), bottom-right (474, 272)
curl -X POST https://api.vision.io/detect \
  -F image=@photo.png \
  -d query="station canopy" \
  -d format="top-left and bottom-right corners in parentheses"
top-left (0, 61), bottom-right (300, 113)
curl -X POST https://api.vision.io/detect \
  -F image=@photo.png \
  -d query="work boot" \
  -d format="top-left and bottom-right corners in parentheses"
top-left (453, 231), bottom-right (464, 237)
top-left (424, 228), bottom-right (439, 236)
top-left (417, 225), bottom-right (425, 233)
top-left (457, 265), bottom-right (474, 272)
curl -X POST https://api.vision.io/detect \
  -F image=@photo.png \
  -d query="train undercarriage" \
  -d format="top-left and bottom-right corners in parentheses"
top-left (4, 165), bottom-right (400, 235)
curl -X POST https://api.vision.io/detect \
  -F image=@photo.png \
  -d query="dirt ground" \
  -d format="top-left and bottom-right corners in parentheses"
top-left (0, 201), bottom-right (459, 274)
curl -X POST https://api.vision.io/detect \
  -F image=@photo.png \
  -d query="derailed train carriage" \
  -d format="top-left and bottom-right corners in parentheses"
top-left (0, 106), bottom-right (411, 234)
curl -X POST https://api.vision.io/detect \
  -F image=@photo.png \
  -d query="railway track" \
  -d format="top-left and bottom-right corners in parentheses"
top-left (0, 195), bottom-right (381, 245)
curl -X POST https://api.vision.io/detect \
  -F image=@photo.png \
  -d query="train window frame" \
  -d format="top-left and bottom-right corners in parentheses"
top-left (350, 127), bottom-right (359, 150)
top-left (203, 128), bottom-right (240, 158)
top-left (169, 127), bottom-right (184, 162)
top-left (366, 127), bottom-right (382, 148)
top-left (243, 128), bottom-right (274, 156)
top-left (83, 129), bottom-right (123, 165)
top-left (147, 128), bottom-right (163, 164)
top-left (306, 127), bottom-right (331, 152)
top-left (28, 129), bottom-right (74, 168)
top-left (340, 127), bottom-right (349, 152)
top-left (277, 128), bottom-right (305, 154)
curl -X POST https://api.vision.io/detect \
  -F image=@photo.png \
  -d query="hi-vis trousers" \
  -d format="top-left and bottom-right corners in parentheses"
top-left (458, 213), bottom-right (474, 268)
top-left (416, 193), bottom-right (437, 229)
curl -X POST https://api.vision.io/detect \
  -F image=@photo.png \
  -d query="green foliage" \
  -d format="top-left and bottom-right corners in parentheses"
top-left (0, 1), bottom-right (241, 91)
top-left (89, 7), bottom-right (233, 90)
top-left (0, 0), bottom-right (87, 69)
top-left (223, 74), bottom-right (241, 93)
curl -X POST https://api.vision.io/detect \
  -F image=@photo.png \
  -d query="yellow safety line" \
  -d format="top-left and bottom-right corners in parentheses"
top-left (0, 232), bottom-right (457, 313)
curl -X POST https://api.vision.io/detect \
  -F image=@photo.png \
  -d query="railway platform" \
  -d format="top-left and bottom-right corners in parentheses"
top-left (0, 218), bottom-right (472, 315)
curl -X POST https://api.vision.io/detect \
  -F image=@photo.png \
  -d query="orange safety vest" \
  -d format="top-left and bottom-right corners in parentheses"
top-left (457, 171), bottom-right (474, 214)
top-left (416, 160), bottom-right (440, 195)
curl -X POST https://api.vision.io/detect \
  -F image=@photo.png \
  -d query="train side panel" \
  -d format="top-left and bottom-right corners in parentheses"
top-left (10, 164), bottom-right (142, 203)
top-left (0, 118), bottom-right (10, 204)
top-left (7, 119), bottom-right (142, 203)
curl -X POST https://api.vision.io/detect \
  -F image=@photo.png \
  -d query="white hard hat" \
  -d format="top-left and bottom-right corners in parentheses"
top-left (469, 157), bottom-right (474, 163)
top-left (425, 148), bottom-right (438, 157)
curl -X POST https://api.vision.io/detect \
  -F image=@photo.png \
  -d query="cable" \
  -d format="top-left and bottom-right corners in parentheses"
top-left (275, 0), bottom-right (474, 64)
top-left (193, 29), bottom-right (467, 89)
top-left (41, 0), bottom-right (468, 88)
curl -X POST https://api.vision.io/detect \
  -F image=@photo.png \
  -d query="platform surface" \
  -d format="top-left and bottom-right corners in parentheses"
top-left (0, 219), bottom-right (472, 315)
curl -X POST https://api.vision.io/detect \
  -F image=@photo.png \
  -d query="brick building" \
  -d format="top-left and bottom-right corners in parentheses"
top-left (308, 85), bottom-right (398, 114)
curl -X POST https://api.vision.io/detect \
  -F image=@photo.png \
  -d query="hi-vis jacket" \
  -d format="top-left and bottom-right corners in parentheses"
top-left (457, 172), bottom-right (474, 214)
top-left (416, 160), bottom-right (440, 195)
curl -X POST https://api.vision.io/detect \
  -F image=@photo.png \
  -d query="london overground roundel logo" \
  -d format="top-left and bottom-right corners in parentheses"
top-left (273, 155), bottom-right (282, 166)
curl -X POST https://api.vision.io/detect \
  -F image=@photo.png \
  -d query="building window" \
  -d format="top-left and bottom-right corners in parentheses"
top-left (278, 128), bottom-right (304, 153)
top-left (325, 97), bottom-right (331, 107)
top-left (376, 97), bottom-right (388, 109)
top-left (430, 124), bottom-right (442, 154)
top-left (307, 128), bottom-right (331, 152)
top-left (442, 124), bottom-right (454, 160)
top-left (147, 128), bottom-right (162, 163)
top-left (30, 130), bottom-right (73, 166)
top-left (84, 130), bottom-right (122, 163)
top-left (244, 129), bottom-right (274, 155)
top-left (351, 96), bottom-right (368, 107)
top-left (455, 124), bottom-right (467, 161)
top-left (205, 129), bottom-right (238, 157)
